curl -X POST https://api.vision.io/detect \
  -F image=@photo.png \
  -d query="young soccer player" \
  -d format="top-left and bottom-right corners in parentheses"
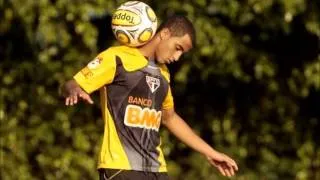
top-left (61, 15), bottom-right (238, 180)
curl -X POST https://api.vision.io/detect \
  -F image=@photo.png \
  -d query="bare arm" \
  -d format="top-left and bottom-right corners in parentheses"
top-left (162, 108), bottom-right (238, 177)
top-left (61, 79), bottom-right (93, 105)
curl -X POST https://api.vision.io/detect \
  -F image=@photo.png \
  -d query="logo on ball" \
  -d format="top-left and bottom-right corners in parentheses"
top-left (112, 10), bottom-right (141, 26)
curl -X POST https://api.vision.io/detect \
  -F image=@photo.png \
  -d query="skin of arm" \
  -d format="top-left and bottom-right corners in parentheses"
top-left (162, 108), bottom-right (238, 177)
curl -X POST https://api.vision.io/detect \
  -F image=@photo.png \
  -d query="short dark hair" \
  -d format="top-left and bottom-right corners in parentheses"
top-left (158, 15), bottom-right (196, 47)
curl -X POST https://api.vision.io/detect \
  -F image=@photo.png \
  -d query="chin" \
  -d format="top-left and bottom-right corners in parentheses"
top-left (156, 59), bottom-right (164, 64)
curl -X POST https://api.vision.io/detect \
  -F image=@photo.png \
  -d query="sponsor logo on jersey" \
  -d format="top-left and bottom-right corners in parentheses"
top-left (146, 75), bottom-right (160, 93)
top-left (124, 104), bottom-right (161, 131)
top-left (87, 57), bottom-right (103, 69)
top-left (81, 67), bottom-right (93, 78)
top-left (128, 96), bottom-right (152, 107)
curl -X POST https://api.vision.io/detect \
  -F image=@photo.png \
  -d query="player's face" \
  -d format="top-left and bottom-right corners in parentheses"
top-left (155, 29), bottom-right (193, 64)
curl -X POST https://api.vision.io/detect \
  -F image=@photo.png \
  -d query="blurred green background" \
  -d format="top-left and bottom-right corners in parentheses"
top-left (1, 0), bottom-right (319, 179)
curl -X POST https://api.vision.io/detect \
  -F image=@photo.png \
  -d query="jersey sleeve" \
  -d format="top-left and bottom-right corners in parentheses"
top-left (73, 49), bottom-right (116, 93)
top-left (162, 86), bottom-right (174, 110)
top-left (159, 64), bottom-right (174, 110)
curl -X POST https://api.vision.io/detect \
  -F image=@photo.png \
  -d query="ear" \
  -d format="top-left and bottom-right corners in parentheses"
top-left (159, 28), bottom-right (171, 40)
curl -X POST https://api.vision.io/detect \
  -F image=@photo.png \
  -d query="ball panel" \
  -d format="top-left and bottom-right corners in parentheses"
top-left (146, 6), bottom-right (157, 22)
top-left (138, 28), bottom-right (153, 43)
top-left (123, 1), bottom-right (140, 6)
top-left (116, 30), bottom-right (131, 45)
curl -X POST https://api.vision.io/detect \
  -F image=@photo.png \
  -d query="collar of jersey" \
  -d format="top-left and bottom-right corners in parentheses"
top-left (111, 46), bottom-right (170, 82)
top-left (112, 46), bottom-right (148, 72)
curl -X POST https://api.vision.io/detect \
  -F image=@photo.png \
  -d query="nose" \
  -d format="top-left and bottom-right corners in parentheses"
top-left (173, 51), bottom-right (183, 61)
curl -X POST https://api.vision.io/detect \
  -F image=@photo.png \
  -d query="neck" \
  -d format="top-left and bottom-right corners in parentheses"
top-left (137, 35), bottom-right (159, 61)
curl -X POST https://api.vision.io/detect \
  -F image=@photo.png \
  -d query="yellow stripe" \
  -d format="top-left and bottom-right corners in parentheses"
top-left (98, 87), bottom-right (131, 170)
top-left (156, 138), bottom-right (167, 172)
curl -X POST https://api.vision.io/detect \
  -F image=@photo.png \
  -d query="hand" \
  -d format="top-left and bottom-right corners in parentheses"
top-left (65, 87), bottom-right (94, 106)
top-left (206, 151), bottom-right (238, 177)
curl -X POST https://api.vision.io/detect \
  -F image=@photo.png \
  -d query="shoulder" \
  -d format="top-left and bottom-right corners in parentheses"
top-left (100, 46), bottom-right (148, 72)
top-left (159, 64), bottom-right (170, 82)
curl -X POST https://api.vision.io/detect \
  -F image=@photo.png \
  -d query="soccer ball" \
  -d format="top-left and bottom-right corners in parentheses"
top-left (111, 1), bottom-right (158, 47)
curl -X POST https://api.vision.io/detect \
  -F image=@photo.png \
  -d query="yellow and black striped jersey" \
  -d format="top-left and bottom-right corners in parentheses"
top-left (73, 45), bottom-right (173, 172)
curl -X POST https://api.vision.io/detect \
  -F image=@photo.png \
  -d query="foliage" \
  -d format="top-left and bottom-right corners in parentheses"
top-left (1, 0), bottom-right (319, 179)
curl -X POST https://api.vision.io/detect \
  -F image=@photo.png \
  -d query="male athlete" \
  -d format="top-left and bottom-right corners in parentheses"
top-left (61, 15), bottom-right (238, 179)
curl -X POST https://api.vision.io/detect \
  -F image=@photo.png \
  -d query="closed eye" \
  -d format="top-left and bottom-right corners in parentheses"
top-left (176, 45), bottom-right (184, 52)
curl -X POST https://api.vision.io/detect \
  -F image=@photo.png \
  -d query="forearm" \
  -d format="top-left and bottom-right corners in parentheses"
top-left (162, 110), bottom-right (238, 177)
top-left (162, 112), bottom-right (218, 156)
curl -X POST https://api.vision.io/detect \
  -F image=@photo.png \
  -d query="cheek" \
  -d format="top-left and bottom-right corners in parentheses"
top-left (156, 43), bottom-right (167, 57)
top-left (166, 43), bottom-right (176, 55)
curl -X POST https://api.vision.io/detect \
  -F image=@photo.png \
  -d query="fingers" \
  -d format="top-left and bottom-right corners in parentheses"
top-left (209, 154), bottom-right (238, 177)
top-left (79, 93), bottom-right (94, 104)
top-left (65, 97), bottom-right (69, 105)
top-left (217, 153), bottom-right (238, 172)
top-left (65, 91), bottom-right (93, 106)
top-left (216, 162), bottom-right (235, 177)
top-left (73, 95), bottom-right (78, 104)
top-left (229, 163), bottom-right (235, 176)
top-left (65, 95), bottom-right (78, 106)
top-left (223, 167), bottom-right (232, 177)
top-left (225, 155), bottom-right (238, 172)
top-left (216, 165), bottom-right (226, 176)
top-left (224, 163), bottom-right (234, 177)
top-left (224, 158), bottom-right (238, 177)
top-left (231, 160), bottom-right (238, 172)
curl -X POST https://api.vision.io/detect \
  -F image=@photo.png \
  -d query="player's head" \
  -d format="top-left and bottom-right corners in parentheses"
top-left (154, 15), bottom-right (196, 64)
